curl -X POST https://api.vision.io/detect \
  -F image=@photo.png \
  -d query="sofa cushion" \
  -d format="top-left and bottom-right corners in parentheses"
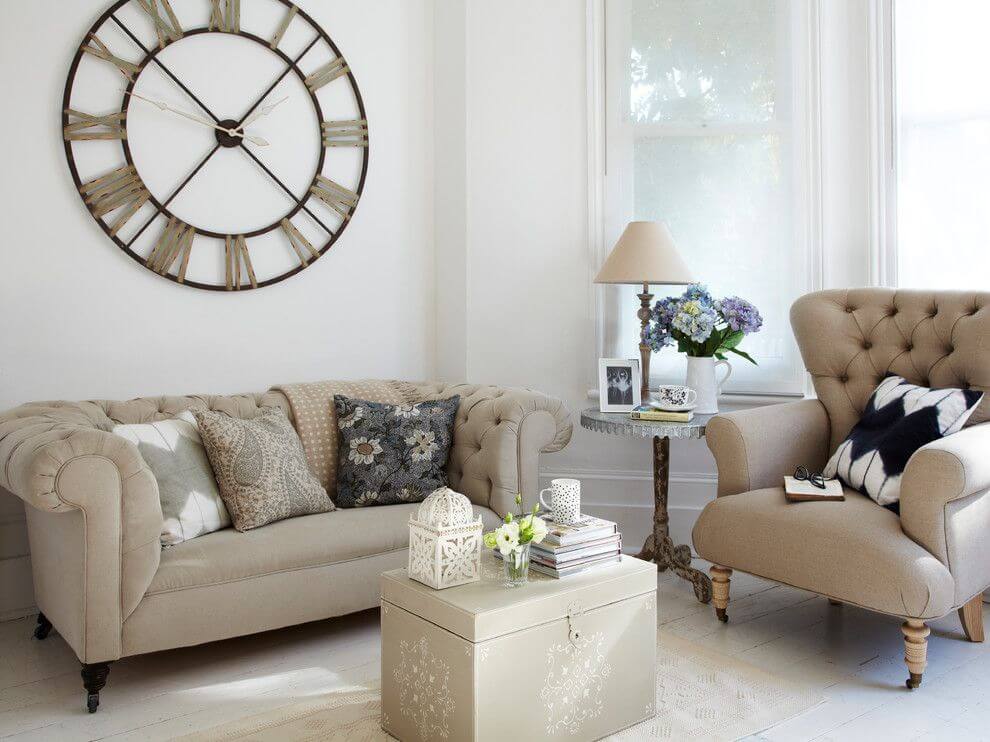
top-left (334, 395), bottom-right (460, 508)
top-left (146, 503), bottom-right (503, 595)
top-left (194, 407), bottom-right (333, 531)
top-left (113, 411), bottom-right (230, 546)
top-left (692, 487), bottom-right (954, 619)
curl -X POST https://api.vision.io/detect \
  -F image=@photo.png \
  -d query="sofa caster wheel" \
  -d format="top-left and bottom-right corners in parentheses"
top-left (715, 608), bottom-right (728, 623)
top-left (81, 662), bottom-right (111, 714)
top-left (33, 613), bottom-right (52, 640)
top-left (906, 673), bottom-right (922, 690)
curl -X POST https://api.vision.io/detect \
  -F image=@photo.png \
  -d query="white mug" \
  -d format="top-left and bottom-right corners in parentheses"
top-left (650, 385), bottom-right (698, 410)
top-left (539, 478), bottom-right (581, 524)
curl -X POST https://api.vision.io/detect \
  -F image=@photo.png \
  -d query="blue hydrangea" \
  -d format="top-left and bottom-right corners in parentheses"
top-left (683, 283), bottom-right (713, 306)
top-left (651, 296), bottom-right (679, 327)
top-left (716, 296), bottom-right (763, 335)
top-left (642, 323), bottom-right (672, 352)
top-left (671, 299), bottom-right (718, 343)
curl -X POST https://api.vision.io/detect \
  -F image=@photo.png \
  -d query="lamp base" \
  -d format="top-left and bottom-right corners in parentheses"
top-left (637, 284), bottom-right (653, 402)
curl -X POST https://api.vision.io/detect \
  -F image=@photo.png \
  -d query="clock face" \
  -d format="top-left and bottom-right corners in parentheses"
top-left (62, 0), bottom-right (368, 291)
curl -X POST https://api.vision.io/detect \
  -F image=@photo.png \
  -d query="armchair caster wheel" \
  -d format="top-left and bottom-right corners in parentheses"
top-left (906, 673), bottom-right (922, 690)
top-left (87, 693), bottom-right (99, 713)
top-left (715, 608), bottom-right (728, 623)
top-left (33, 613), bottom-right (52, 640)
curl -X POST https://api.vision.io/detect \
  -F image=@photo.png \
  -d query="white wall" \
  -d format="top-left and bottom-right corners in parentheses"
top-left (0, 0), bottom-right (435, 619)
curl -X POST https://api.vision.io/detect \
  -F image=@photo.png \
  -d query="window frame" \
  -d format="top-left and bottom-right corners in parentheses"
top-left (588, 0), bottom-right (824, 398)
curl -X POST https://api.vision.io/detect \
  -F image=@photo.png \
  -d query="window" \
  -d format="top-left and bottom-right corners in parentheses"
top-left (884, 0), bottom-right (990, 289)
top-left (601, 0), bottom-right (819, 395)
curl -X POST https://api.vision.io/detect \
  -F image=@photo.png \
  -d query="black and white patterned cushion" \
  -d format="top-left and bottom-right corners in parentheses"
top-left (824, 375), bottom-right (983, 508)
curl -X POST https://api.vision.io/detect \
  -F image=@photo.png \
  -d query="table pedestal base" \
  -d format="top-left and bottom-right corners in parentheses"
top-left (635, 436), bottom-right (712, 603)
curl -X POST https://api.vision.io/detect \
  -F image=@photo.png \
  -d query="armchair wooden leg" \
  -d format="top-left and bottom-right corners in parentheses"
top-left (958, 595), bottom-right (985, 642)
top-left (81, 662), bottom-right (112, 713)
top-left (901, 620), bottom-right (929, 690)
top-left (711, 566), bottom-right (731, 623)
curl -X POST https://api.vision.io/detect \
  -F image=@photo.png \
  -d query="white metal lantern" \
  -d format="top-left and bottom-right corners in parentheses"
top-left (408, 487), bottom-right (483, 590)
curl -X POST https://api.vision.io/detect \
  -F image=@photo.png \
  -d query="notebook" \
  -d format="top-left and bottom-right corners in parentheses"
top-left (783, 475), bottom-right (845, 502)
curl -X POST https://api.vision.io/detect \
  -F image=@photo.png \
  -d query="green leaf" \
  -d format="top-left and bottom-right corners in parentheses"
top-left (721, 330), bottom-right (745, 351)
top-left (726, 346), bottom-right (758, 365)
top-left (714, 351), bottom-right (727, 361)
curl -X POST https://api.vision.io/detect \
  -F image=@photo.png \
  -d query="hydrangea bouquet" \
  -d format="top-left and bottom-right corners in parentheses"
top-left (643, 283), bottom-right (763, 364)
top-left (483, 494), bottom-right (548, 586)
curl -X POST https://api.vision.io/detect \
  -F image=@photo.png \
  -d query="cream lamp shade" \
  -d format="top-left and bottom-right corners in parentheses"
top-left (594, 221), bottom-right (693, 285)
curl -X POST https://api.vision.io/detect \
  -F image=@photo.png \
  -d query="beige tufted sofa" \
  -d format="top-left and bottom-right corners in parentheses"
top-left (0, 381), bottom-right (572, 711)
top-left (693, 288), bottom-right (990, 689)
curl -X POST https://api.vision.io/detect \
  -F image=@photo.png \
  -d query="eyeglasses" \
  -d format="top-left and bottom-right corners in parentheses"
top-left (794, 465), bottom-right (826, 490)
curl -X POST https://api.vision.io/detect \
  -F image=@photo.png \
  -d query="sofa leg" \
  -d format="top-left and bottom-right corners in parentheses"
top-left (81, 662), bottom-right (111, 713)
top-left (33, 612), bottom-right (52, 640)
top-left (901, 620), bottom-right (929, 690)
top-left (710, 566), bottom-right (731, 622)
top-left (958, 595), bottom-right (985, 642)
top-left (827, 599), bottom-right (842, 606)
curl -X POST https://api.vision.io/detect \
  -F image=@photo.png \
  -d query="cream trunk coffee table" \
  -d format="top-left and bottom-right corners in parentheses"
top-left (381, 553), bottom-right (658, 741)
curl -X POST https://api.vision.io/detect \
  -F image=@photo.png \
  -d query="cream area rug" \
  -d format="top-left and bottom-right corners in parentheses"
top-left (182, 631), bottom-right (822, 742)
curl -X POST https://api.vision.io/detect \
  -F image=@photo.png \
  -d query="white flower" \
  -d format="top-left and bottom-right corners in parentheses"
top-left (405, 430), bottom-right (438, 461)
top-left (495, 522), bottom-right (520, 556)
top-left (393, 404), bottom-right (421, 419)
top-left (348, 437), bottom-right (383, 465)
top-left (337, 406), bottom-right (363, 429)
top-left (528, 515), bottom-right (548, 544)
top-left (397, 487), bottom-right (418, 501)
top-left (354, 491), bottom-right (379, 506)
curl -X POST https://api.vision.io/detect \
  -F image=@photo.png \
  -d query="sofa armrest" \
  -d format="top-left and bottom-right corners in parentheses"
top-left (706, 399), bottom-right (831, 497)
top-left (0, 403), bottom-right (162, 662)
top-left (900, 423), bottom-right (990, 602)
top-left (411, 383), bottom-right (572, 517)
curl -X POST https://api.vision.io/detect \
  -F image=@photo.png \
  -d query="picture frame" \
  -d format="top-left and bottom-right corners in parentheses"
top-left (598, 358), bottom-right (642, 413)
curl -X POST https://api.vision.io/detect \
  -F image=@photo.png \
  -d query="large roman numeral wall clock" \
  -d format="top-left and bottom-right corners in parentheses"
top-left (62, 0), bottom-right (368, 291)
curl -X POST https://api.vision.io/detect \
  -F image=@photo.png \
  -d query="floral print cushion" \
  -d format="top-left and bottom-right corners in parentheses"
top-left (333, 394), bottom-right (460, 508)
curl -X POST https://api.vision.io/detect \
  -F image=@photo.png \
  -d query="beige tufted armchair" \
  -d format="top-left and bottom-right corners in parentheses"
top-left (693, 288), bottom-right (990, 689)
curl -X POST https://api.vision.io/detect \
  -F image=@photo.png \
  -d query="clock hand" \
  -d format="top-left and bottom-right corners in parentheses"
top-left (240, 96), bottom-right (289, 128)
top-left (125, 91), bottom-right (270, 146)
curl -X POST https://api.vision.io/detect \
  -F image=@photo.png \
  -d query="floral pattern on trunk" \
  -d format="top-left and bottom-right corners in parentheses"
top-left (333, 394), bottom-right (460, 508)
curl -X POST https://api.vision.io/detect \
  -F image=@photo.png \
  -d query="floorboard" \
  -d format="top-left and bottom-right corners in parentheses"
top-left (1, 561), bottom-right (988, 741)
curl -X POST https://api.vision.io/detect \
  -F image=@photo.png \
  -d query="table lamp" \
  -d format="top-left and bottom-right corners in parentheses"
top-left (594, 221), bottom-right (693, 401)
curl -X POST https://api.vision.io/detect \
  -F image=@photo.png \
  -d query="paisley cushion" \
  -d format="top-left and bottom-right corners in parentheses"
top-left (194, 407), bottom-right (333, 531)
top-left (333, 395), bottom-right (460, 508)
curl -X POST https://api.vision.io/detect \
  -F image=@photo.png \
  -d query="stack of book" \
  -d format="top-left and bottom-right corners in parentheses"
top-left (630, 405), bottom-right (693, 423)
top-left (530, 515), bottom-right (622, 578)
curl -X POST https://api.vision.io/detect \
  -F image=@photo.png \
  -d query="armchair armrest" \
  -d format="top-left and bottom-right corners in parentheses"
top-left (0, 402), bottom-right (162, 662)
top-left (706, 399), bottom-right (831, 497)
top-left (900, 422), bottom-right (990, 603)
top-left (410, 383), bottom-right (572, 517)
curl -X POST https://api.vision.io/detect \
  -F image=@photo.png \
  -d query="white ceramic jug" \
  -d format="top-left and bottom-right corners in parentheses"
top-left (685, 356), bottom-right (732, 414)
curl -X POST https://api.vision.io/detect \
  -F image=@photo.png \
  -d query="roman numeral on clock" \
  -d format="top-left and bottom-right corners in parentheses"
top-left (310, 175), bottom-right (359, 220)
top-left (280, 219), bottom-right (320, 266)
top-left (136, 0), bottom-right (183, 47)
top-left (64, 110), bottom-right (127, 141)
top-left (270, 5), bottom-right (298, 49)
top-left (82, 35), bottom-right (141, 80)
top-left (225, 235), bottom-right (257, 290)
top-left (322, 119), bottom-right (368, 148)
top-left (78, 166), bottom-right (150, 236)
top-left (305, 58), bottom-right (348, 93)
top-left (146, 217), bottom-right (195, 282)
top-left (209, 0), bottom-right (240, 34)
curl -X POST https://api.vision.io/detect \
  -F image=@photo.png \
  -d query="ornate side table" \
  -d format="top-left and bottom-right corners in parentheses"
top-left (581, 408), bottom-right (714, 603)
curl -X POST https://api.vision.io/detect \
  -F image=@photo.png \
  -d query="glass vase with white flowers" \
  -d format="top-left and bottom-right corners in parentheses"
top-left (483, 494), bottom-right (548, 587)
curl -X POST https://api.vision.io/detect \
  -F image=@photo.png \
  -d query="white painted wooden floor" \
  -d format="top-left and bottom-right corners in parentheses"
top-left (1, 561), bottom-right (989, 741)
